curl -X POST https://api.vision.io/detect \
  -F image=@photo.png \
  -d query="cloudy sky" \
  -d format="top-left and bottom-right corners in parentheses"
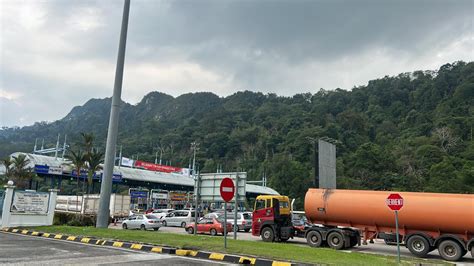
top-left (0, 0), bottom-right (472, 127)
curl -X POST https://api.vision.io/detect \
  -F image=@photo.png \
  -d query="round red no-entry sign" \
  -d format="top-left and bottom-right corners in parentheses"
top-left (386, 193), bottom-right (404, 211)
top-left (220, 177), bottom-right (235, 202)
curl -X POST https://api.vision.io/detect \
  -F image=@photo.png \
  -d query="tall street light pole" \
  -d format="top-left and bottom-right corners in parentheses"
top-left (191, 142), bottom-right (199, 236)
top-left (97, 0), bottom-right (130, 228)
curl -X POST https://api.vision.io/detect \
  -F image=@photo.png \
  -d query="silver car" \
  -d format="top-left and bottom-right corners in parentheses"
top-left (122, 214), bottom-right (162, 231)
top-left (161, 210), bottom-right (195, 227)
top-left (205, 212), bottom-right (252, 232)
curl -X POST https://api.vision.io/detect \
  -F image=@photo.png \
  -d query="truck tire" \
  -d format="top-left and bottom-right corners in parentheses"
top-left (327, 231), bottom-right (345, 250)
top-left (306, 231), bottom-right (323, 247)
top-left (349, 235), bottom-right (359, 248)
top-left (438, 240), bottom-right (464, 261)
top-left (407, 235), bottom-right (430, 258)
top-left (261, 227), bottom-right (275, 242)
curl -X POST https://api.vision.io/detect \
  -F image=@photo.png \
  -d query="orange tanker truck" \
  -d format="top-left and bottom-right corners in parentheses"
top-left (252, 188), bottom-right (474, 261)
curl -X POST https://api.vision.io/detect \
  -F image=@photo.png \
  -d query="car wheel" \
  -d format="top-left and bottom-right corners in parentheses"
top-left (327, 231), bottom-right (345, 250)
top-left (181, 222), bottom-right (186, 228)
top-left (306, 231), bottom-right (323, 247)
top-left (122, 223), bottom-right (128, 230)
top-left (187, 227), bottom-right (194, 234)
top-left (244, 229), bottom-right (250, 232)
top-left (233, 225), bottom-right (239, 232)
top-left (438, 240), bottom-right (464, 261)
top-left (162, 221), bottom-right (167, 227)
top-left (140, 224), bottom-right (146, 230)
top-left (261, 227), bottom-right (274, 242)
top-left (210, 228), bottom-right (218, 236)
top-left (153, 228), bottom-right (159, 231)
top-left (407, 235), bottom-right (430, 258)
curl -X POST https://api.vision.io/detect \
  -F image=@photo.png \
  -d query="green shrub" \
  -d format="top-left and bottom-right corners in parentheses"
top-left (53, 212), bottom-right (96, 226)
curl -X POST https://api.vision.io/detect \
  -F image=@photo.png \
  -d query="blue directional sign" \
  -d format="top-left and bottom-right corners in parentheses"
top-left (130, 191), bottom-right (148, 198)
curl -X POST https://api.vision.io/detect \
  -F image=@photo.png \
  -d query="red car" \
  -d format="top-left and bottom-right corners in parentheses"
top-left (185, 218), bottom-right (232, 236)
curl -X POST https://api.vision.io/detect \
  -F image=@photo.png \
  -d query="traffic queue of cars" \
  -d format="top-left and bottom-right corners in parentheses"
top-left (123, 208), bottom-right (258, 236)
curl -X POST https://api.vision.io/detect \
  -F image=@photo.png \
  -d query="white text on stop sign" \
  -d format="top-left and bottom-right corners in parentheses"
top-left (222, 187), bottom-right (233, 192)
top-left (386, 199), bottom-right (403, 205)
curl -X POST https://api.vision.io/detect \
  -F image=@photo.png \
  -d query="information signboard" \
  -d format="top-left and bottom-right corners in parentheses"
top-left (10, 191), bottom-right (50, 215)
top-left (197, 172), bottom-right (246, 202)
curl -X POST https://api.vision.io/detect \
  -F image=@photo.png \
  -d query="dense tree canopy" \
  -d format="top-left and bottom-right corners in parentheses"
top-left (1, 61), bottom-right (473, 208)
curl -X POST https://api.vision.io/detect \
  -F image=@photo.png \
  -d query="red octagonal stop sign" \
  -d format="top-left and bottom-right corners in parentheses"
top-left (220, 177), bottom-right (235, 202)
top-left (386, 193), bottom-right (404, 211)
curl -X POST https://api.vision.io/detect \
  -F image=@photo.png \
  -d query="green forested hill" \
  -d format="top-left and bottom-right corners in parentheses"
top-left (1, 61), bottom-right (473, 207)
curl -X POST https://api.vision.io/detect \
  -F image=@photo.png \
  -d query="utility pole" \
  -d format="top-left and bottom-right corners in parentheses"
top-left (97, 0), bottom-right (130, 228)
top-left (191, 141), bottom-right (199, 236)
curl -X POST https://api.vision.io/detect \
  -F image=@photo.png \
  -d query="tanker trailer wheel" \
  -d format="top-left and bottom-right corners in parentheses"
top-left (306, 231), bottom-right (323, 247)
top-left (407, 235), bottom-right (430, 257)
top-left (261, 227), bottom-right (275, 242)
top-left (327, 231), bottom-right (345, 250)
top-left (438, 240), bottom-right (464, 261)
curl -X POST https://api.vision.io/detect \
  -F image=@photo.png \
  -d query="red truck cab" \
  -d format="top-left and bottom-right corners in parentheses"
top-left (252, 195), bottom-right (293, 242)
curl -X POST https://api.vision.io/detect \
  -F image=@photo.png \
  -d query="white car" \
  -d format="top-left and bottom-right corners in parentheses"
top-left (151, 209), bottom-right (174, 219)
top-left (122, 214), bottom-right (162, 231)
top-left (161, 210), bottom-right (195, 227)
top-left (204, 212), bottom-right (252, 232)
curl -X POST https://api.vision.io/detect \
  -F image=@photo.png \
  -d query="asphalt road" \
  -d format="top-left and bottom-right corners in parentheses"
top-left (110, 223), bottom-right (474, 264)
top-left (0, 232), bottom-right (232, 266)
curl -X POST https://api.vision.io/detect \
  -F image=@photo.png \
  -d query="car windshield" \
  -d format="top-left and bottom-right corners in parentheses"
top-left (242, 213), bottom-right (251, 219)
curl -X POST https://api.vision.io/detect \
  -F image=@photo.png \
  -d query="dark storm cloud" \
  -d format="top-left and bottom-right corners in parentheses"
top-left (0, 0), bottom-right (472, 127)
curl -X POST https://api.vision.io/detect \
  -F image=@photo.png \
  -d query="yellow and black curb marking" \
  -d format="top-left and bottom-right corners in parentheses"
top-left (1, 228), bottom-right (309, 266)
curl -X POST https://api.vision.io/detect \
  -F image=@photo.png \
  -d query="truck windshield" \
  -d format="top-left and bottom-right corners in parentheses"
top-left (255, 199), bottom-right (265, 210)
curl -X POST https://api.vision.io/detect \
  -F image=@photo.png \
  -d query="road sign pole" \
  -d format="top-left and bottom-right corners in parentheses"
top-left (395, 210), bottom-right (400, 264)
top-left (224, 201), bottom-right (227, 248)
top-left (233, 173), bottom-right (239, 240)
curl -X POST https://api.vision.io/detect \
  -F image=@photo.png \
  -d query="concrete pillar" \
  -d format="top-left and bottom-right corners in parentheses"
top-left (1, 185), bottom-right (15, 228)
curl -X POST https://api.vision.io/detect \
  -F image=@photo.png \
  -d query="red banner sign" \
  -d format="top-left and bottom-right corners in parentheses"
top-left (134, 160), bottom-right (183, 173)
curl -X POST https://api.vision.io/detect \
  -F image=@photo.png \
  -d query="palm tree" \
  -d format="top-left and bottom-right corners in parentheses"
top-left (11, 154), bottom-right (34, 189)
top-left (0, 156), bottom-right (13, 186)
top-left (81, 132), bottom-right (94, 157)
top-left (86, 150), bottom-right (104, 194)
top-left (1, 156), bottom-right (13, 178)
top-left (81, 132), bottom-right (95, 193)
top-left (65, 149), bottom-right (86, 211)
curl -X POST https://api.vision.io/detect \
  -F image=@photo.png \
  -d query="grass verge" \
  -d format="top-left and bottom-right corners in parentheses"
top-left (31, 226), bottom-right (443, 265)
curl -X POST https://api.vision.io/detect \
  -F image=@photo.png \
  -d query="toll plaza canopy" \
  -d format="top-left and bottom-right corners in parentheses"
top-left (10, 152), bottom-right (279, 197)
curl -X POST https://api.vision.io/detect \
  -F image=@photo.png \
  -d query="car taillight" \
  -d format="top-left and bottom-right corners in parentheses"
top-left (242, 220), bottom-right (246, 225)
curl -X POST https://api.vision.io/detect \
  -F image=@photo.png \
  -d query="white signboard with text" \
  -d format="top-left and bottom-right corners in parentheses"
top-left (10, 191), bottom-right (50, 215)
top-left (197, 172), bottom-right (246, 202)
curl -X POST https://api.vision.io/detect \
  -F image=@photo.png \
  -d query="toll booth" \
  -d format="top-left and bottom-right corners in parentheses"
top-left (150, 190), bottom-right (169, 209)
top-left (169, 191), bottom-right (188, 210)
top-left (129, 189), bottom-right (149, 211)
